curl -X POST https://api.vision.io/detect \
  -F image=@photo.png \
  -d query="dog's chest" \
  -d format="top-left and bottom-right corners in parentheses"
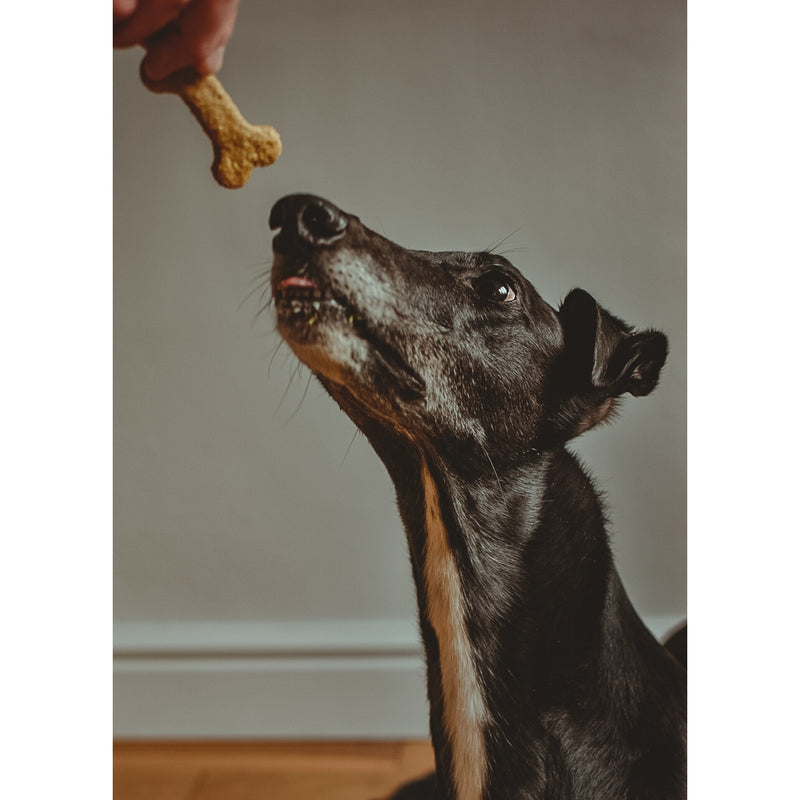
top-left (420, 460), bottom-right (489, 800)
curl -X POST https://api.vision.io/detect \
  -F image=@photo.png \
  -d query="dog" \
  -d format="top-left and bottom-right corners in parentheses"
top-left (269, 194), bottom-right (686, 800)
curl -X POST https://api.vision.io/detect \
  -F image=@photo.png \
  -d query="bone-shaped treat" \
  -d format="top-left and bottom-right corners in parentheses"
top-left (140, 62), bottom-right (282, 189)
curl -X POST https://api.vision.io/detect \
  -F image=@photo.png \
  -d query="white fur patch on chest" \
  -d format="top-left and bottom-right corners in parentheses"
top-left (420, 460), bottom-right (489, 800)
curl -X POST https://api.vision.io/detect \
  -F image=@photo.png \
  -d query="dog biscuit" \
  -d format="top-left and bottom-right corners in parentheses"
top-left (140, 62), bottom-right (282, 189)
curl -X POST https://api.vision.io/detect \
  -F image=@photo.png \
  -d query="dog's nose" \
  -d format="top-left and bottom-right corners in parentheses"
top-left (269, 194), bottom-right (348, 252)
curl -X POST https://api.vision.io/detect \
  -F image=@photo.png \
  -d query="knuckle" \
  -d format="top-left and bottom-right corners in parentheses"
top-left (113, 0), bottom-right (138, 19)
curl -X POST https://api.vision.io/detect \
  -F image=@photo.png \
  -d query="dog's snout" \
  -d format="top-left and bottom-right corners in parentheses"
top-left (270, 194), bottom-right (347, 253)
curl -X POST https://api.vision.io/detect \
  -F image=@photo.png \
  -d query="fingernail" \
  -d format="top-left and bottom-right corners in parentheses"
top-left (204, 45), bottom-right (226, 75)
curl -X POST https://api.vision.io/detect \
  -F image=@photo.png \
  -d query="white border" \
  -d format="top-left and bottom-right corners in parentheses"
top-left (3, 3), bottom-right (111, 798)
top-left (689, 1), bottom-right (799, 796)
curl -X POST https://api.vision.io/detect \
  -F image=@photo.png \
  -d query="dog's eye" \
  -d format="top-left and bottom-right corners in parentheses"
top-left (473, 272), bottom-right (517, 303)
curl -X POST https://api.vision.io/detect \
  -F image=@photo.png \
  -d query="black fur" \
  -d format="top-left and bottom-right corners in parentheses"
top-left (269, 194), bottom-right (686, 800)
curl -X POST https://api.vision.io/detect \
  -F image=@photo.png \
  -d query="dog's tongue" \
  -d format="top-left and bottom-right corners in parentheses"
top-left (278, 276), bottom-right (317, 291)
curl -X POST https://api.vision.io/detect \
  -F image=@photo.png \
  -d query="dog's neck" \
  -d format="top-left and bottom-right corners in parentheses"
top-left (361, 420), bottom-right (634, 799)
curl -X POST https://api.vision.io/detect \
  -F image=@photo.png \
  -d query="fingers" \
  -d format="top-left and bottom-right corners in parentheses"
top-left (114, 0), bottom-right (240, 80)
top-left (142, 0), bottom-right (239, 80)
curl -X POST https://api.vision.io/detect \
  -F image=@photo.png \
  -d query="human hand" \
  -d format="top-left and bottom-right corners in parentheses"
top-left (113, 0), bottom-right (241, 81)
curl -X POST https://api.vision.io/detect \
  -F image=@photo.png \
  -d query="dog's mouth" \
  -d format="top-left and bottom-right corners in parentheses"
top-left (274, 272), bottom-right (426, 400)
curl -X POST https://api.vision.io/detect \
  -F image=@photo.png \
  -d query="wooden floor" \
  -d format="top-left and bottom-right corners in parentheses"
top-left (114, 741), bottom-right (435, 800)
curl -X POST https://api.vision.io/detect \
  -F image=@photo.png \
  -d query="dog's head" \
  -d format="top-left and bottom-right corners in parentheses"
top-left (270, 194), bottom-right (667, 466)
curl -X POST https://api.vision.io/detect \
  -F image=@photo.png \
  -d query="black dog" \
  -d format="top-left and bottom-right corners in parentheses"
top-left (269, 194), bottom-right (686, 800)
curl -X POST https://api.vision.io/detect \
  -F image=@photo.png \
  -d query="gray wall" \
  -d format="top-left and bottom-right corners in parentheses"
top-left (114, 0), bottom-right (685, 737)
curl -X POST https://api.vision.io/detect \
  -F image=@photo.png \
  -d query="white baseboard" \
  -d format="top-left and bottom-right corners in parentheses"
top-left (113, 616), bottom-right (684, 739)
top-left (114, 620), bottom-right (429, 739)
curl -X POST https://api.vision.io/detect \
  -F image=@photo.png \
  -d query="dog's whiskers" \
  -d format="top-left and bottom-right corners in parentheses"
top-left (285, 371), bottom-right (314, 424)
top-left (268, 339), bottom-right (287, 378)
top-left (274, 360), bottom-right (303, 418)
top-left (240, 263), bottom-right (276, 326)
top-left (484, 227), bottom-right (524, 256)
top-left (341, 427), bottom-right (361, 466)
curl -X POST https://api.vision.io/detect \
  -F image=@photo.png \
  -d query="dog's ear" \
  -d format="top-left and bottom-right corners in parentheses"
top-left (552, 288), bottom-right (668, 435)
